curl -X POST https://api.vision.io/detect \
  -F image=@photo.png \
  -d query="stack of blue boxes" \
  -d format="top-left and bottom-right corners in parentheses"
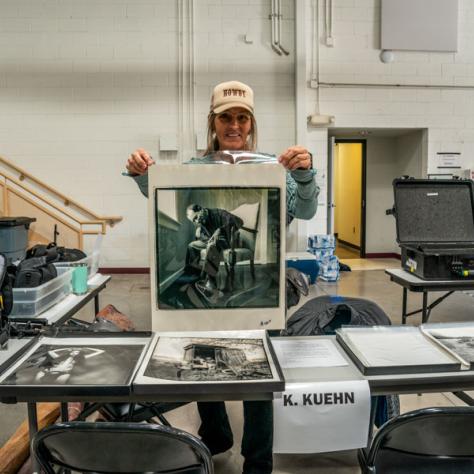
top-left (307, 234), bottom-right (340, 282)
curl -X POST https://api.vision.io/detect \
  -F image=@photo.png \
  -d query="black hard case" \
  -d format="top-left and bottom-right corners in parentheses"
top-left (393, 178), bottom-right (474, 280)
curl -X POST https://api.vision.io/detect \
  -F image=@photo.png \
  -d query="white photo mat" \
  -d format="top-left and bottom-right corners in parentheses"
top-left (336, 326), bottom-right (460, 368)
top-left (148, 164), bottom-right (286, 331)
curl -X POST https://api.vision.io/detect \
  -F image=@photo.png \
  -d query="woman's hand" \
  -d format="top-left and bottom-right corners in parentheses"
top-left (278, 146), bottom-right (312, 171)
top-left (126, 148), bottom-right (155, 175)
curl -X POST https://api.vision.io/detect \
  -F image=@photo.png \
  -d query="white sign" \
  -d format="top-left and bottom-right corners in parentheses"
top-left (273, 380), bottom-right (371, 453)
top-left (437, 152), bottom-right (461, 169)
top-left (271, 339), bottom-right (348, 368)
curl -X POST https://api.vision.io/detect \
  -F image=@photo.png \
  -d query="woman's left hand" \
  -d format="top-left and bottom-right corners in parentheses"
top-left (278, 146), bottom-right (312, 170)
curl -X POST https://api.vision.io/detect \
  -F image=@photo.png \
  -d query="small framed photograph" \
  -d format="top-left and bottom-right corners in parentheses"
top-left (0, 334), bottom-right (152, 399)
top-left (148, 164), bottom-right (286, 331)
top-left (134, 330), bottom-right (285, 395)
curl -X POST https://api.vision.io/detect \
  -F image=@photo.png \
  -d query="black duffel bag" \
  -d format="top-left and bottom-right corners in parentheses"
top-left (27, 242), bottom-right (86, 263)
top-left (13, 256), bottom-right (57, 288)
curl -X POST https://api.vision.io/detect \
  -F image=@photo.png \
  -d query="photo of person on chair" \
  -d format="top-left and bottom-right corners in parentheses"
top-left (185, 203), bottom-right (243, 304)
top-left (155, 186), bottom-right (281, 310)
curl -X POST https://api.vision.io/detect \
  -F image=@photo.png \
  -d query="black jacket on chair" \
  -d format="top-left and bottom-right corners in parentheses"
top-left (283, 295), bottom-right (391, 336)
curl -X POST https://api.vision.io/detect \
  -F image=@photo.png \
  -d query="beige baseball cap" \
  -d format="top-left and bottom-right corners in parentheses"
top-left (210, 80), bottom-right (254, 114)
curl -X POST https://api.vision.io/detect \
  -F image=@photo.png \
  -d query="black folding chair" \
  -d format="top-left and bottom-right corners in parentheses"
top-left (32, 421), bottom-right (214, 474)
top-left (359, 406), bottom-right (474, 473)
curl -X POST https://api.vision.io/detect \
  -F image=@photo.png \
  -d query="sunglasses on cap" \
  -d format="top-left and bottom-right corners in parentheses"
top-left (216, 112), bottom-right (251, 124)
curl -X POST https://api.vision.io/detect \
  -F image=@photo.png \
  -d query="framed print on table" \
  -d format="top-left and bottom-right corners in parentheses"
top-left (335, 326), bottom-right (461, 376)
top-left (0, 333), bottom-right (152, 399)
top-left (148, 163), bottom-right (286, 331)
top-left (133, 330), bottom-right (285, 395)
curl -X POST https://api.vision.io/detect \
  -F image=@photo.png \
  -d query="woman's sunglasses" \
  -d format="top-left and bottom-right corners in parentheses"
top-left (216, 112), bottom-right (251, 124)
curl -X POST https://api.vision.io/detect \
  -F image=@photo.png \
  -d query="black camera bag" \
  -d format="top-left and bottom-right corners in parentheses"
top-left (26, 242), bottom-right (87, 263)
top-left (0, 253), bottom-right (12, 348)
top-left (13, 256), bottom-right (57, 288)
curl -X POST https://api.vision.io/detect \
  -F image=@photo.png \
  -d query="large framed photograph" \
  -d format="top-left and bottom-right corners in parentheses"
top-left (134, 330), bottom-right (285, 395)
top-left (0, 334), bottom-right (152, 399)
top-left (148, 164), bottom-right (286, 331)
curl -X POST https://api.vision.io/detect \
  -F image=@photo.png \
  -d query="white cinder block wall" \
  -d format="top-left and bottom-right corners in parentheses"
top-left (313, 0), bottom-right (474, 172)
top-left (0, 0), bottom-right (296, 267)
top-left (2, 0), bottom-right (474, 266)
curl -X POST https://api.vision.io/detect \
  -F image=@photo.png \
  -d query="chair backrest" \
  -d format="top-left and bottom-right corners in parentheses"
top-left (230, 202), bottom-right (260, 251)
top-left (230, 202), bottom-right (260, 231)
top-left (366, 407), bottom-right (474, 473)
top-left (33, 421), bottom-right (214, 474)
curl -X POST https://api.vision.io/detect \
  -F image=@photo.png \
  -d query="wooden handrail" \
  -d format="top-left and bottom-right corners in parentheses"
top-left (3, 184), bottom-right (81, 233)
top-left (0, 155), bottom-right (122, 226)
top-left (2, 184), bottom-right (106, 234)
top-left (1, 174), bottom-right (103, 228)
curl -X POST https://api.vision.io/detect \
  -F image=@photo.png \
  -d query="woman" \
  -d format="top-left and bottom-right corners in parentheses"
top-left (126, 80), bottom-right (319, 474)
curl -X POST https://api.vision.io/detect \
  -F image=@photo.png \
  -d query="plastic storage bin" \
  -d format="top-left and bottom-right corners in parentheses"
top-left (9, 267), bottom-right (73, 318)
top-left (53, 251), bottom-right (100, 278)
top-left (0, 217), bottom-right (36, 264)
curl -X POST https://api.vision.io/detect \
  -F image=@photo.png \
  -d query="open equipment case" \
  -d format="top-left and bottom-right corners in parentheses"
top-left (393, 177), bottom-right (474, 280)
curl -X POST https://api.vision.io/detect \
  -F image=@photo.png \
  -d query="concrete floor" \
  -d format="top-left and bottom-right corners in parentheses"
top-left (1, 264), bottom-right (473, 473)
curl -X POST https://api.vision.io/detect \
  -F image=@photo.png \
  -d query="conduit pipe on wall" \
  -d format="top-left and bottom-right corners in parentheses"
top-left (310, 0), bottom-right (320, 98)
top-left (177, 0), bottom-right (196, 162)
top-left (316, 81), bottom-right (474, 90)
top-left (270, 0), bottom-right (289, 56)
top-left (277, 0), bottom-right (290, 55)
top-left (324, 0), bottom-right (333, 46)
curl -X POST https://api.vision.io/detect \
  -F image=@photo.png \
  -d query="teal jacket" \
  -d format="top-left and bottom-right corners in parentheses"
top-left (132, 168), bottom-right (319, 224)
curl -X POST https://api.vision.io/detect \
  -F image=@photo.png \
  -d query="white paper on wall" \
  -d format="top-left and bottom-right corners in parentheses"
top-left (436, 152), bottom-right (461, 169)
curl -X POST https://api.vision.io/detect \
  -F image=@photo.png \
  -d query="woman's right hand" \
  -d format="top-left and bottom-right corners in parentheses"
top-left (126, 148), bottom-right (155, 175)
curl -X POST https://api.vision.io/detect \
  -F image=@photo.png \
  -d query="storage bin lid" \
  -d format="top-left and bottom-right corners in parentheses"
top-left (393, 178), bottom-right (474, 244)
top-left (0, 217), bottom-right (36, 227)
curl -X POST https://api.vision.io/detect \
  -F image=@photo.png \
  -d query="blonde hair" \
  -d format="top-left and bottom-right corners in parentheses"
top-left (204, 112), bottom-right (258, 155)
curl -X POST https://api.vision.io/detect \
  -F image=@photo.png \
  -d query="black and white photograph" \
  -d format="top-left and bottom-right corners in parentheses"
top-left (155, 186), bottom-right (281, 310)
top-left (429, 336), bottom-right (474, 367)
top-left (0, 339), bottom-right (147, 386)
top-left (422, 323), bottom-right (474, 368)
top-left (144, 336), bottom-right (273, 382)
top-left (148, 164), bottom-right (287, 332)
